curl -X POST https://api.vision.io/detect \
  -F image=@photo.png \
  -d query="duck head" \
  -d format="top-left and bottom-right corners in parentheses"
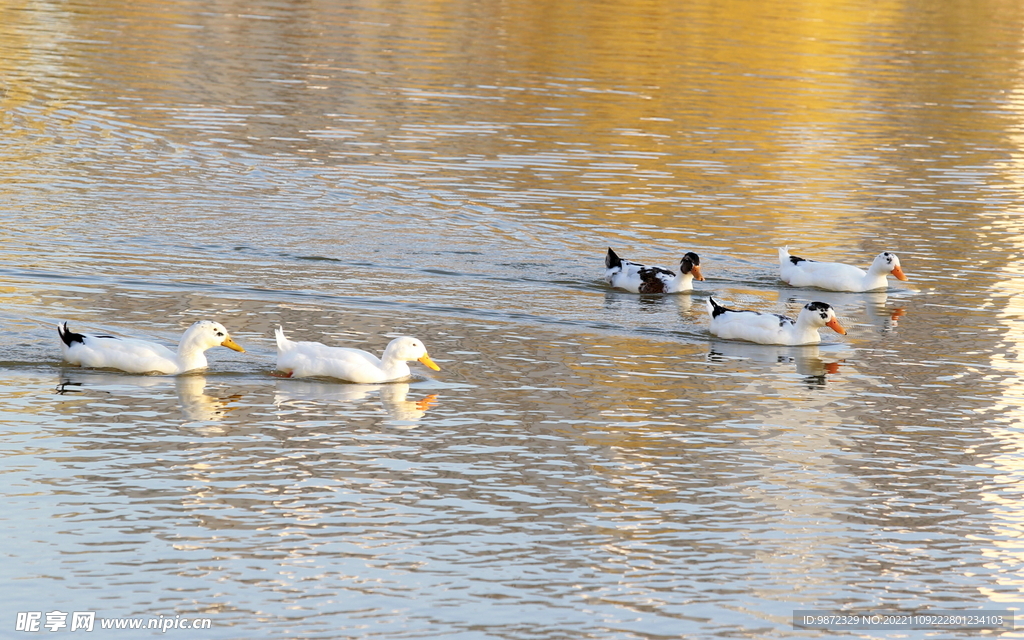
top-left (680, 252), bottom-right (704, 281)
top-left (386, 336), bottom-right (441, 371)
top-left (182, 320), bottom-right (245, 353)
top-left (803, 302), bottom-right (847, 335)
top-left (873, 251), bottom-right (908, 281)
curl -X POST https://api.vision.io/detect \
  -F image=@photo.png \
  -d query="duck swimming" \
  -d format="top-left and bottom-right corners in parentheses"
top-left (604, 247), bottom-right (704, 293)
top-left (57, 320), bottom-right (244, 375)
top-left (706, 297), bottom-right (847, 345)
top-left (778, 246), bottom-right (908, 292)
top-left (275, 328), bottom-right (441, 383)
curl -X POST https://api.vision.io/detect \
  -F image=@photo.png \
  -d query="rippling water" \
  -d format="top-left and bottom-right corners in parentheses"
top-left (4, 0), bottom-right (1024, 637)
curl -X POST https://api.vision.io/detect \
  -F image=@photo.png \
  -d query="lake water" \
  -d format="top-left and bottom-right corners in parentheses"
top-left (4, 0), bottom-right (1024, 637)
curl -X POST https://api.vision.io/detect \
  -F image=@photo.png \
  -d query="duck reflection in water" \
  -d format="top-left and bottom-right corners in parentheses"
top-left (175, 374), bottom-right (242, 422)
top-left (784, 291), bottom-right (905, 335)
top-left (707, 340), bottom-right (848, 388)
top-left (56, 373), bottom-right (240, 422)
top-left (274, 380), bottom-right (438, 426)
top-left (603, 289), bottom-right (693, 315)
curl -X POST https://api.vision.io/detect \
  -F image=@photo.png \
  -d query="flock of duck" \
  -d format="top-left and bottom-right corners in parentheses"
top-left (606, 245), bottom-right (907, 345)
top-left (56, 245), bottom-right (907, 382)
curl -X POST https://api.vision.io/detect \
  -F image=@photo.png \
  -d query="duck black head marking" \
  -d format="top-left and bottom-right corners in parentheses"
top-left (805, 301), bottom-right (832, 319)
top-left (883, 252), bottom-right (893, 263)
top-left (789, 255), bottom-right (811, 265)
top-left (680, 251), bottom-right (700, 269)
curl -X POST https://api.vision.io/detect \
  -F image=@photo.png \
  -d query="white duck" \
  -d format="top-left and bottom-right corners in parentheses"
top-left (58, 320), bottom-right (245, 374)
top-left (778, 246), bottom-right (908, 292)
top-left (275, 328), bottom-right (441, 383)
top-left (604, 247), bottom-right (704, 293)
top-left (706, 297), bottom-right (847, 345)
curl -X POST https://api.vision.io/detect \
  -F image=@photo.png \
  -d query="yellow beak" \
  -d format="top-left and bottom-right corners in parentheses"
top-left (891, 265), bottom-right (908, 281)
top-left (418, 353), bottom-right (441, 371)
top-left (826, 318), bottom-right (847, 335)
top-left (221, 336), bottom-right (245, 353)
top-left (691, 265), bottom-right (705, 281)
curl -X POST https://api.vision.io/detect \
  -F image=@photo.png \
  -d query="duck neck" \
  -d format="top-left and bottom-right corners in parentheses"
top-left (792, 315), bottom-right (823, 342)
top-left (379, 348), bottom-right (412, 378)
top-left (176, 334), bottom-right (210, 372)
top-left (666, 272), bottom-right (692, 293)
top-left (861, 264), bottom-right (889, 289)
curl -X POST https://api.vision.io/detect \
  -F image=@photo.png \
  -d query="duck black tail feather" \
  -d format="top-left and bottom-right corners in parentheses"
top-left (708, 296), bottom-right (729, 318)
top-left (605, 247), bottom-right (622, 270)
top-left (58, 322), bottom-right (85, 347)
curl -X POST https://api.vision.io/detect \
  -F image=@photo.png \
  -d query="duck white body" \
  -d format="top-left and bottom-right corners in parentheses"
top-left (58, 320), bottom-right (245, 375)
top-left (604, 247), bottom-right (704, 293)
top-left (706, 297), bottom-right (847, 345)
top-left (778, 247), bottom-right (908, 292)
top-left (275, 328), bottom-right (441, 383)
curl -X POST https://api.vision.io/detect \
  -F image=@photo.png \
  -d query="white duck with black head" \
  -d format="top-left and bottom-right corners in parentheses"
top-left (57, 320), bottom-right (245, 375)
top-left (604, 247), bottom-right (704, 293)
top-left (706, 297), bottom-right (847, 345)
top-left (779, 246), bottom-right (908, 292)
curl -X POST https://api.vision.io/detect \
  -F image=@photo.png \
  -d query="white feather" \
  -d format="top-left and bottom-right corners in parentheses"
top-left (779, 246), bottom-right (908, 292)
top-left (275, 327), bottom-right (440, 383)
top-left (706, 297), bottom-right (847, 346)
top-left (58, 320), bottom-right (244, 375)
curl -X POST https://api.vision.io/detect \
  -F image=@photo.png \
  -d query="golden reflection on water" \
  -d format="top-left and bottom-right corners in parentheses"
top-left (975, 203), bottom-right (1024, 603)
top-left (7, 0), bottom-right (1024, 633)
top-left (3, 0), bottom-right (1024, 272)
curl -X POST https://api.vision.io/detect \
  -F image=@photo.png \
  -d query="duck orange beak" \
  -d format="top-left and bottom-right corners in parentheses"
top-left (826, 318), bottom-right (847, 335)
top-left (691, 265), bottom-right (705, 281)
top-left (221, 336), bottom-right (245, 352)
top-left (891, 264), bottom-right (908, 281)
top-left (418, 354), bottom-right (441, 371)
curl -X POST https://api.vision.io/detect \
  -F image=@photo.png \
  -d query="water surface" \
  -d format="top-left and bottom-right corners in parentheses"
top-left (3, 0), bottom-right (1024, 637)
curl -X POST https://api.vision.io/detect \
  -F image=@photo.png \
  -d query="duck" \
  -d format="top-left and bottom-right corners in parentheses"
top-left (778, 246), bottom-right (908, 292)
top-left (57, 320), bottom-right (245, 374)
top-left (275, 327), bottom-right (441, 383)
top-left (604, 247), bottom-right (704, 293)
top-left (706, 297), bottom-right (847, 345)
